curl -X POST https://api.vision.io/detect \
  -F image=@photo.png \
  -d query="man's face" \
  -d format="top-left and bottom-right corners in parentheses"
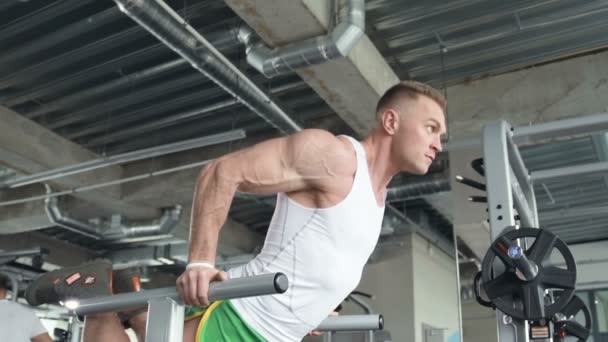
top-left (390, 96), bottom-right (446, 174)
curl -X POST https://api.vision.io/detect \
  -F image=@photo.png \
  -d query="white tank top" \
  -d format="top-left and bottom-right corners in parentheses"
top-left (227, 136), bottom-right (385, 342)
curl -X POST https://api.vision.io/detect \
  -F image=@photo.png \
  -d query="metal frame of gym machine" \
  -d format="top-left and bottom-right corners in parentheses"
top-left (66, 272), bottom-right (382, 342)
top-left (72, 273), bottom-right (287, 342)
top-left (482, 113), bottom-right (608, 342)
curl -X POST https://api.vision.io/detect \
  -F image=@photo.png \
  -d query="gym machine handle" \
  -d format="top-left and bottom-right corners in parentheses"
top-left (316, 314), bottom-right (384, 331)
top-left (455, 175), bottom-right (486, 192)
top-left (504, 244), bottom-right (538, 281)
top-left (73, 272), bottom-right (288, 316)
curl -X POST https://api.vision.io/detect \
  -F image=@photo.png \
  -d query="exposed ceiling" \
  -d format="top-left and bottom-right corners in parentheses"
top-left (367, 0), bottom-right (608, 85)
top-left (1, 0), bottom-right (608, 281)
top-left (525, 134), bottom-right (608, 244)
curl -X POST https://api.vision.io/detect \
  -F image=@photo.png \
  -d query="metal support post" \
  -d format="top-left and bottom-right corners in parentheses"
top-left (146, 297), bottom-right (184, 342)
top-left (507, 134), bottom-right (539, 227)
top-left (483, 121), bottom-right (534, 342)
top-left (68, 317), bottom-right (83, 342)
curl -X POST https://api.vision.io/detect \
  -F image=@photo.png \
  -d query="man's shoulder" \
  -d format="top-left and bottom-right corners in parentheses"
top-left (294, 128), bottom-right (340, 143)
top-left (306, 131), bottom-right (358, 177)
top-left (0, 300), bottom-right (35, 312)
top-left (0, 299), bottom-right (20, 306)
top-left (295, 129), bottom-right (353, 152)
top-left (286, 129), bottom-right (357, 187)
top-left (0, 300), bottom-right (37, 321)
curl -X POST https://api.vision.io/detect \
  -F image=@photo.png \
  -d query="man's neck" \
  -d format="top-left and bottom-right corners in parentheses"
top-left (361, 132), bottom-right (399, 193)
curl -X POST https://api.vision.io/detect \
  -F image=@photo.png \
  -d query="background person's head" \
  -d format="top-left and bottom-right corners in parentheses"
top-left (0, 273), bottom-right (11, 299)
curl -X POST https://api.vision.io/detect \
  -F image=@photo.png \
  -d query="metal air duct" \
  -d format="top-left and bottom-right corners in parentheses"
top-left (246, 0), bottom-right (365, 77)
top-left (45, 197), bottom-right (182, 241)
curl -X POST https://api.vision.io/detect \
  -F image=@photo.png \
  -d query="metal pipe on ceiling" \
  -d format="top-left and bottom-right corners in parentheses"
top-left (0, 0), bottom-right (96, 45)
top-left (0, 159), bottom-right (212, 208)
top-left (82, 79), bottom-right (305, 148)
top-left (113, 0), bottom-right (301, 134)
top-left (2, 129), bottom-right (245, 189)
top-left (0, 7), bottom-right (122, 81)
top-left (21, 26), bottom-right (248, 118)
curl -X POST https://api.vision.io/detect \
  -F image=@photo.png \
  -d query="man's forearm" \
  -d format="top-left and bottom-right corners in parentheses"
top-left (188, 161), bottom-right (238, 263)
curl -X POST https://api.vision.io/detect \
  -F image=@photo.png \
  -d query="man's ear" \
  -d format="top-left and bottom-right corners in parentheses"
top-left (381, 109), bottom-right (399, 135)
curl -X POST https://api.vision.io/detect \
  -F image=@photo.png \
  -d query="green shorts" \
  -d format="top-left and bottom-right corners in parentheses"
top-left (185, 301), bottom-right (267, 342)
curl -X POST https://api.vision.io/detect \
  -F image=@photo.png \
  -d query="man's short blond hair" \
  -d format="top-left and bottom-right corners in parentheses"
top-left (375, 81), bottom-right (447, 118)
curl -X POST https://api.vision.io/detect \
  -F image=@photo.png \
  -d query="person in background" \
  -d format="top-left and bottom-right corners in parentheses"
top-left (0, 273), bottom-right (53, 342)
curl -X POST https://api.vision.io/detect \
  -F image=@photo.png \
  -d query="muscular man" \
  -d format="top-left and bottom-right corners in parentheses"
top-left (0, 274), bottom-right (53, 342)
top-left (25, 80), bottom-right (446, 341)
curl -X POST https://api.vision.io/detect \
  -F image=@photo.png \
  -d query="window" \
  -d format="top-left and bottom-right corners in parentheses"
top-left (594, 290), bottom-right (608, 333)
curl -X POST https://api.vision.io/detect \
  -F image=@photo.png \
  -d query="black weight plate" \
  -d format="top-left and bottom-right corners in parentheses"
top-left (481, 228), bottom-right (577, 320)
top-left (554, 295), bottom-right (591, 342)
